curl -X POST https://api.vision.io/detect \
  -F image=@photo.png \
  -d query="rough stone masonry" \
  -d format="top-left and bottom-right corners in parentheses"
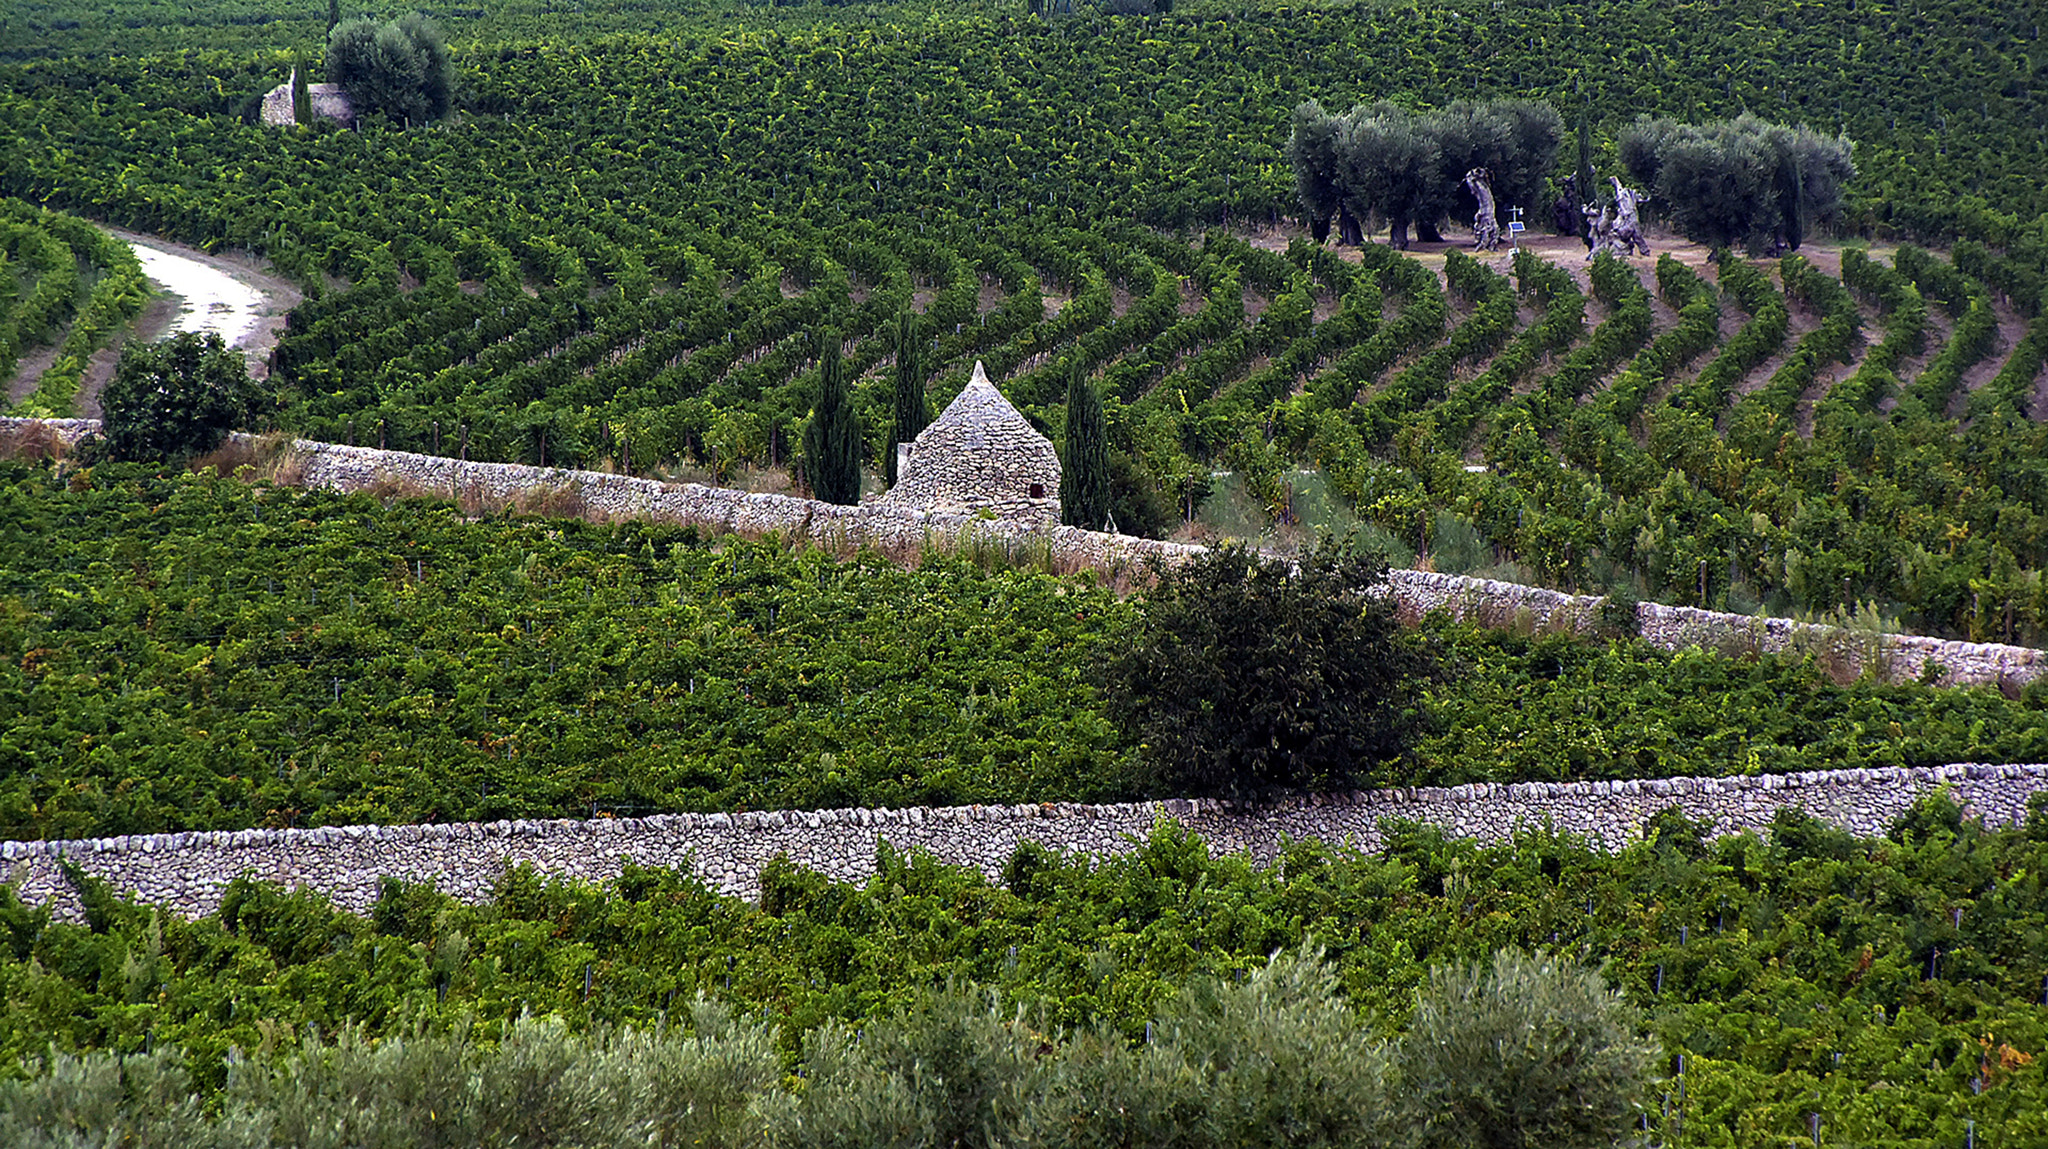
top-left (5, 765), bottom-right (2043, 921)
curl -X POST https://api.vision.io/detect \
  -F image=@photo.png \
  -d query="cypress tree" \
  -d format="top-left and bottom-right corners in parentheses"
top-left (1059, 361), bottom-right (1111, 530)
top-left (803, 331), bottom-right (863, 505)
top-left (885, 311), bottom-right (928, 487)
top-left (291, 55), bottom-right (312, 125)
top-left (1575, 105), bottom-right (1596, 249)
top-left (326, 0), bottom-right (340, 34)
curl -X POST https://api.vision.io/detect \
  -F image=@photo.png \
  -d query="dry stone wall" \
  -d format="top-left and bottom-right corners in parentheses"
top-left (6, 765), bottom-right (2044, 922)
top-left (6, 416), bottom-right (2046, 690)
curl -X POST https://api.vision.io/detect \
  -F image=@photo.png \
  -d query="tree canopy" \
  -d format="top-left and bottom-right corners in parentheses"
top-left (97, 331), bottom-right (270, 462)
top-left (1620, 113), bottom-right (1855, 253)
top-left (1291, 98), bottom-right (1562, 248)
top-left (802, 330), bottom-right (862, 504)
top-left (1097, 538), bottom-right (1434, 797)
top-left (326, 13), bottom-right (452, 124)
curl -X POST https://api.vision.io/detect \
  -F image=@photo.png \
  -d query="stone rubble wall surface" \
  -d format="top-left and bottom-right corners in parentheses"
top-left (6, 765), bottom-right (2044, 922)
top-left (880, 374), bottom-right (1062, 526)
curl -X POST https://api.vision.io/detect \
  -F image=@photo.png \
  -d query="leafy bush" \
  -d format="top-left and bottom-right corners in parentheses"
top-left (1097, 538), bottom-right (1434, 797)
top-left (1395, 950), bottom-right (1654, 1149)
top-left (97, 331), bottom-right (270, 461)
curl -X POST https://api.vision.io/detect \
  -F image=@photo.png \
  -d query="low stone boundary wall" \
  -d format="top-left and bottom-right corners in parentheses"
top-left (6, 765), bottom-right (2043, 921)
top-left (6, 417), bottom-right (2045, 689)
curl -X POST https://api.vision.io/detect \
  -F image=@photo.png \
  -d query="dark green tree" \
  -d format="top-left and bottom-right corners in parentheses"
top-left (1396, 950), bottom-right (1654, 1149)
top-left (327, 13), bottom-right (452, 124)
top-left (325, 0), bottom-right (340, 34)
top-left (1058, 363), bottom-right (1111, 531)
top-left (290, 53), bottom-right (312, 125)
top-left (98, 331), bottom-right (272, 462)
top-left (1097, 538), bottom-right (1433, 797)
top-left (1576, 104), bottom-right (1597, 245)
top-left (884, 311), bottom-right (927, 487)
top-left (1620, 113), bottom-right (1854, 252)
top-left (1287, 100), bottom-right (1345, 244)
top-left (802, 331), bottom-right (863, 505)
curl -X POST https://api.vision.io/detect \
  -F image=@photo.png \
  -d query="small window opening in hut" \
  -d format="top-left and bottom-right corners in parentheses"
top-left (1029, 483), bottom-right (1046, 498)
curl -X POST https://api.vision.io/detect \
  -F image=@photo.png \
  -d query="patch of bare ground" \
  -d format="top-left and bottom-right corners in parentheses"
top-left (1242, 286), bottom-right (1270, 325)
top-left (73, 292), bottom-right (179, 420)
top-left (850, 280), bottom-right (872, 307)
top-left (1793, 321), bottom-right (1878, 437)
top-left (98, 226), bottom-right (302, 380)
top-left (1176, 276), bottom-right (1203, 317)
top-left (977, 275), bottom-right (1006, 314)
top-left (1240, 221), bottom-right (1304, 254)
top-left (910, 287), bottom-right (935, 314)
top-left (1506, 300), bottom-right (1548, 397)
top-left (1311, 288), bottom-right (1340, 324)
top-left (458, 280), bottom-right (486, 296)
top-left (1041, 284), bottom-right (1071, 321)
top-left (779, 276), bottom-right (805, 300)
top-left (1641, 278), bottom-right (1681, 338)
top-left (1110, 281), bottom-right (1134, 319)
top-left (1957, 294), bottom-right (2030, 400)
top-left (4, 343), bottom-right (63, 407)
top-left (1886, 306), bottom-right (1956, 412)
top-left (1736, 276), bottom-right (1820, 400)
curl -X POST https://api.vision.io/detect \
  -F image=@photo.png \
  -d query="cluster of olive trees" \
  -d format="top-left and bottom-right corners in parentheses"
top-left (1619, 113), bottom-right (1855, 254)
top-left (1, 950), bottom-right (1651, 1149)
top-left (326, 12), bottom-right (453, 125)
top-left (1288, 98), bottom-right (1563, 249)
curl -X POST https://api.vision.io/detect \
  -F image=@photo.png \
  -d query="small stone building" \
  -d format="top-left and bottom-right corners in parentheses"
top-left (260, 69), bottom-right (355, 128)
top-left (880, 361), bottom-right (1062, 526)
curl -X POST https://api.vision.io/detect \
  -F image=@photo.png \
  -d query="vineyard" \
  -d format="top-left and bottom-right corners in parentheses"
top-left (0, 200), bottom-right (149, 417)
top-left (4, 461), bottom-right (2048, 842)
top-left (0, 0), bottom-right (2046, 635)
top-left (6, 0), bottom-right (2048, 1137)
top-left (5, 798), bottom-right (2047, 1145)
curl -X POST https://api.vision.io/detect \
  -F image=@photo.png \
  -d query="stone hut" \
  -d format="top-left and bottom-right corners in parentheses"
top-left (260, 69), bottom-right (355, 128)
top-left (879, 361), bottom-right (1062, 526)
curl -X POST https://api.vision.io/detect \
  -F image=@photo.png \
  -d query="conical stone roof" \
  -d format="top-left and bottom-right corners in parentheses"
top-left (881, 361), bottom-right (1062, 525)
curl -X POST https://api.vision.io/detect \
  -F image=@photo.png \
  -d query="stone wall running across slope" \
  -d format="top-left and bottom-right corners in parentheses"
top-left (5, 765), bottom-right (2044, 922)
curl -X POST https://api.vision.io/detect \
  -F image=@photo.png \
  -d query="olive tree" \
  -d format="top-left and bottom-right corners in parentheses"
top-left (1289, 98), bottom-right (1562, 249)
top-left (327, 13), bottom-right (453, 124)
top-left (1620, 113), bottom-right (1854, 253)
top-left (1396, 949), bottom-right (1656, 1149)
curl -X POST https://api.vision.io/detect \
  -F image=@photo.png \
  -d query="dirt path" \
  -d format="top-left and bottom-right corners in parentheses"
top-left (98, 225), bottom-right (302, 382)
top-left (4, 342), bottom-right (63, 409)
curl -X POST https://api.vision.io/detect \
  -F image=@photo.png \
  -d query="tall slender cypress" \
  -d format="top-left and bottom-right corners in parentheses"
top-left (1059, 361), bottom-right (1111, 531)
top-left (291, 56), bottom-right (312, 126)
top-left (1575, 105), bottom-right (1597, 249)
top-left (885, 311), bottom-right (927, 487)
top-left (802, 331), bottom-right (863, 504)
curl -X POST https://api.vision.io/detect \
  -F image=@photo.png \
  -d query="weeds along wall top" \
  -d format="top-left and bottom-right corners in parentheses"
top-left (5, 765), bottom-right (2046, 922)
top-left (6, 417), bottom-right (2047, 689)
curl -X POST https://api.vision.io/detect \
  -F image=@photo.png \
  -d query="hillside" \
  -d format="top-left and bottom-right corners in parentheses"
top-left (3, 0), bottom-right (2047, 633)
top-left (4, 0), bottom-right (2048, 1140)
